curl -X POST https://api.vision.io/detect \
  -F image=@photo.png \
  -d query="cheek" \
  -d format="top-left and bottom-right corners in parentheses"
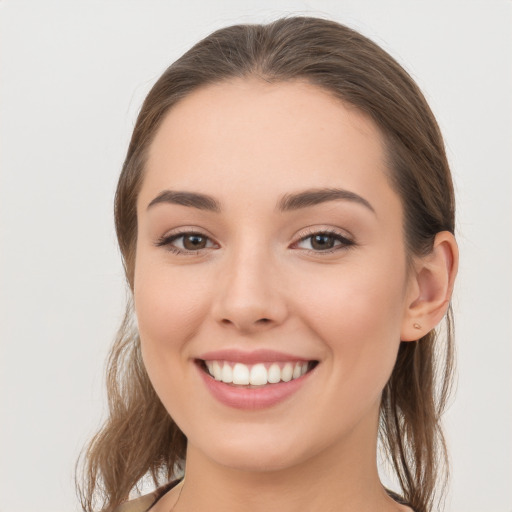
top-left (133, 257), bottom-right (210, 367)
top-left (133, 257), bottom-right (216, 429)
top-left (295, 256), bottom-right (407, 391)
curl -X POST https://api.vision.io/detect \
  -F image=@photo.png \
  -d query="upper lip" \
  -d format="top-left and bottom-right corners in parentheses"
top-left (197, 349), bottom-right (314, 364)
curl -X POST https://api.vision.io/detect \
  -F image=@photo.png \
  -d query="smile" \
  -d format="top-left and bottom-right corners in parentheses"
top-left (201, 360), bottom-right (315, 386)
top-left (196, 355), bottom-right (318, 410)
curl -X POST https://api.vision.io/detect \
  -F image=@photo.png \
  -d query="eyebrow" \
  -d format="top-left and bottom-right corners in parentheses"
top-left (277, 187), bottom-right (375, 213)
top-left (147, 187), bottom-right (375, 214)
top-left (147, 190), bottom-right (221, 212)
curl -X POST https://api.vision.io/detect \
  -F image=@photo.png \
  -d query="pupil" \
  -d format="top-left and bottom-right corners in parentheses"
top-left (312, 234), bottom-right (334, 250)
top-left (184, 235), bottom-right (206, 250)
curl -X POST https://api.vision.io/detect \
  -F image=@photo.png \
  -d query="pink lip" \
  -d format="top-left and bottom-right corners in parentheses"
top-left (197, 348), bottom-right (311, 364)
top-left (196, 360), bottom-right (316, 410)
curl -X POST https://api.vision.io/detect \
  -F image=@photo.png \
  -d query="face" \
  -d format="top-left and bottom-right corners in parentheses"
top-left (134, 79), bottom-right (416, 472)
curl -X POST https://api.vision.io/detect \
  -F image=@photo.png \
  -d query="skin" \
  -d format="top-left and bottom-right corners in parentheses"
top-left (133, 78), bottom-right (457, 512)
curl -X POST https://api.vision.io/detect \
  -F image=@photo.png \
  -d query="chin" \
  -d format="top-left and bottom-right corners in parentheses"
top-left (210, 447), bottom-right (305, 474)
top-left (186, 423), bottom-right (324, 474)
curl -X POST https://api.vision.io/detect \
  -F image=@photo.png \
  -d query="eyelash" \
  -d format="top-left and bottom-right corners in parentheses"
top-left (155, 230), bottom-right (216, 255)
top-left (155, 229), bottom-right (355, 255)
top-left (293, 228), bottom-right (355, 254)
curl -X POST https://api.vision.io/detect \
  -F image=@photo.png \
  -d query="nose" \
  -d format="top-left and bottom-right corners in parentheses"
top-left (212, 248), bottom-right (288, 334)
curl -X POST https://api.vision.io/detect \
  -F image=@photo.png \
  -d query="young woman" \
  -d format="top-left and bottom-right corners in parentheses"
top-left (78, 16), bottom-right (458, 512)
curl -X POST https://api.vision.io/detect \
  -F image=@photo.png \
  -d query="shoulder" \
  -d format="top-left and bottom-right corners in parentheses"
top-left (112, 491), bottom-right (158, 512)
top-left (386, 490), bottom-right (416, 512)
top-left (113, 480), bottom-right (181, 512)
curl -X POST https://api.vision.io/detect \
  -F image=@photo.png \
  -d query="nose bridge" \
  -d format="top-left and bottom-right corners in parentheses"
top-left (214, 234), bottom-right (287, 331)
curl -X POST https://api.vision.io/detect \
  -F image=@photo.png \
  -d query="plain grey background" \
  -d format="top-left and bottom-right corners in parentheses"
top-left (1, 1), bottom-right (511, 511)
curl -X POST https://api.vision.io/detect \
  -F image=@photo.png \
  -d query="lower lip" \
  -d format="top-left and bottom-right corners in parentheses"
top-left (197, 364), bottom-right (313, 410)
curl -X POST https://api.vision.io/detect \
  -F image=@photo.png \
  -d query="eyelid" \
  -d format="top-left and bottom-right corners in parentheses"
top-left (154, 227), bottom-right (219, 254)
top-left (291, 227), bottom-right (355, 253)
top-left (153, 226), bottom-right (355, 255)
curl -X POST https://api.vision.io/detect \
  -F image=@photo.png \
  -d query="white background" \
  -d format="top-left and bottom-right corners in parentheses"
top-left (1, 1), bottom-right (511, 511)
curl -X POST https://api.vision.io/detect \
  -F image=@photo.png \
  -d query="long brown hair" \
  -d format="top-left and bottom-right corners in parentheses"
top-left (77, 16), bottom-right (455, 512)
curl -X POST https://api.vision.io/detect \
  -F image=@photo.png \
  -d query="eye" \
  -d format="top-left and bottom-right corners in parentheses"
top-left (294, 230), bottom-right (354, 252)
top-left (156, 232), bottom-right (217, 253)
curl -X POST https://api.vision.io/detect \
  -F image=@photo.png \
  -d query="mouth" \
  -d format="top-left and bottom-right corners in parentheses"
top-left (196, 359), bottom-right (319, 387)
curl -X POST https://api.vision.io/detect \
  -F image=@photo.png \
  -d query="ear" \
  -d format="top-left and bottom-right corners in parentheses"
top-left (401, 231), bottom-right (458, 341)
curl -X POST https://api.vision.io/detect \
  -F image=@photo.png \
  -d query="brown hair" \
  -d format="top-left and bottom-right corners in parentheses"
top-left (77, 16), bottom-right (455, 512)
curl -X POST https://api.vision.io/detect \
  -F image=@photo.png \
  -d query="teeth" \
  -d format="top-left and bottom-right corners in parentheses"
top-left (232, 363), bottom-right (250, 385)
top-left (212, 361), bottom-right (222, 381)
top-left (249, 363), bottom-right (267, 385)
top-left (204, 360), bottom-right (310, 386)
top-left (221, 363), bottom-right (233, 383)
top-left (267, 363), bottom-right (281, 384)
top-left (281, 363), bottom-right (293, 382)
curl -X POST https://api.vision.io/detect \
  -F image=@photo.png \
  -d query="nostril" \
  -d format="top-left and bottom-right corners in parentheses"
top-left (218, 316), bottom-right (275, 331)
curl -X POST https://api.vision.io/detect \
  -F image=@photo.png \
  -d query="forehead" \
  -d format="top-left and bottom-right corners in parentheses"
top-left (140, 78), bottom-right (399, 217)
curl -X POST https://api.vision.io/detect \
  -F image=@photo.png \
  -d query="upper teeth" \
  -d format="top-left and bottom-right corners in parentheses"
top-left (205, 361), bottom-right (309, 386)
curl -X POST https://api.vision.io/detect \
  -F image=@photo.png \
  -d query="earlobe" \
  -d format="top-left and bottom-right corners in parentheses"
top-left (401, 231), bottom-right (458, 341)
